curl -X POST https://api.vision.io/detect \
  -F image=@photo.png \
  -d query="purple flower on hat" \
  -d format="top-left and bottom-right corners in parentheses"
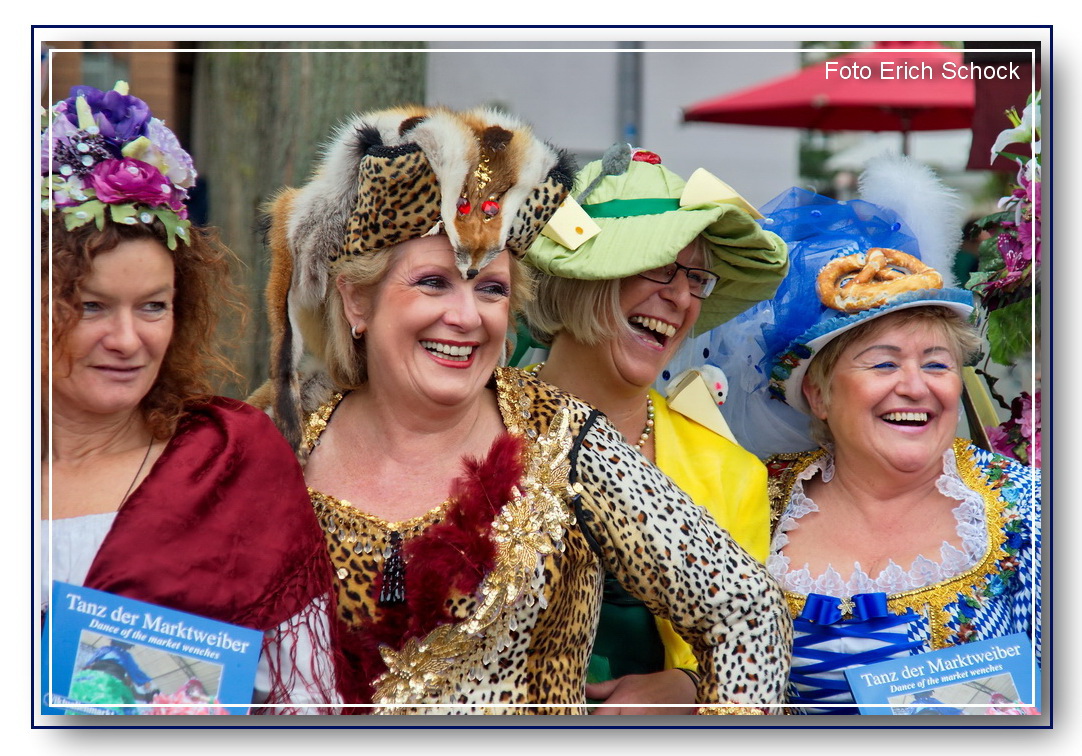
top-left (135, 118), bottom-right (197, 188)
top-left (87, 157), bottom-right (186, 214)
top-left (44, 114), bottom-right (116, 178)
top-left (62, 85), bottom-right (151, 146)
top-left (42, 115), bottom-right (78, 175)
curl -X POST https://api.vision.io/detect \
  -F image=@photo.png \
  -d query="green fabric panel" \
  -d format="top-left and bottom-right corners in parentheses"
top-left (589, 574), bottom-right (665, 682)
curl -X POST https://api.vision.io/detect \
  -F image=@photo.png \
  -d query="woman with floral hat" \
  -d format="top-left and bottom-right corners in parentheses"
top-left (520, 145), bottom-right (789, 713)
top-left (715, 156), bottom-right (1041, 715)
top-left (253, 108), bottom-right (792, 714)
top-left (41, 83), bottom-right (339, 713)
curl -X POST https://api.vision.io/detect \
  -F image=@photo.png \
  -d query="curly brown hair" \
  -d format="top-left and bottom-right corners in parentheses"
top-left (46, 214), bottom-right (246, 439)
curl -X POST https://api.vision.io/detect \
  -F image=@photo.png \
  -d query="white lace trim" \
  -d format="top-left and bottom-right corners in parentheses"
top-left (767, 447), bottom-right (987, 597)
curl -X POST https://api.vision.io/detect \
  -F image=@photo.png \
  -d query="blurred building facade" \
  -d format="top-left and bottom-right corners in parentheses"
top-left (45, 41), bottom-right (803, 208)
top-left (426, 41), bottom-right (801, 208)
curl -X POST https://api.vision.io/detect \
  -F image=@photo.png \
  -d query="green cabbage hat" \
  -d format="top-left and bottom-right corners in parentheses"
top-left (526, 146), bottom-right (789, 334)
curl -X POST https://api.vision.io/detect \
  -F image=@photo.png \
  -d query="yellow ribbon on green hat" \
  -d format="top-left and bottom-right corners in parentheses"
top-left (527, 159), bottom-right (789, 334)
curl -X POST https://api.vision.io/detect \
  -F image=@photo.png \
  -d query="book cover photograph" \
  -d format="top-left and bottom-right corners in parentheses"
top-left (845, 632), bottom-right (1040, 716)
top-left (42, 582), bottom-right (263, 716)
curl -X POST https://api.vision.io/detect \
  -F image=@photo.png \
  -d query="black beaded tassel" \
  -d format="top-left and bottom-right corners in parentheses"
top-left (379, 531), bottom-right (406, 606)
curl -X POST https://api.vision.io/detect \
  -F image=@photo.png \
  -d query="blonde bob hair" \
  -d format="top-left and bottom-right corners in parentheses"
top-left (802, 305), bottom-right (981, 448)
top-left (524, 237), bottom-right (707, 347)
top-left (323, 238), bottom-right (534, 390)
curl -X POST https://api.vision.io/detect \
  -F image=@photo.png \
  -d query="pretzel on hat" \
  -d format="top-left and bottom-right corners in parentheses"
top-left (816, 248), bottom-right (942, 312)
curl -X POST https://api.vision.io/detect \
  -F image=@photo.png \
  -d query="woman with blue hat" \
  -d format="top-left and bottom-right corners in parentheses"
top-left (715, 156), bottom-right (1041, 715)
top-left (523, 145), bottom-right (790, 713)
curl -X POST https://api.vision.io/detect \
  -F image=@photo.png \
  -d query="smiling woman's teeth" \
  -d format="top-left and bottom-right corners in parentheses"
top-left (629, 315), bottom-right (676, 338)
top-left (421, 340), bottom-right (474, 361)
top-left (882, 411), bottom-right (929, 424)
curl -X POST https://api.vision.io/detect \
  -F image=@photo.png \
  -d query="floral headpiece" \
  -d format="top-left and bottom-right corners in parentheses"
top-left (41, 81), bottom-right (196, 250)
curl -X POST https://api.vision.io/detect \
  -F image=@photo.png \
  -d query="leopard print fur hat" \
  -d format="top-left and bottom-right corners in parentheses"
top-left (256, 106), bottom-right (575, 449)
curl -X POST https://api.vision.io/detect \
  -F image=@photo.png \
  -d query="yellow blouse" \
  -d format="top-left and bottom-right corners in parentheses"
top-left (651, 387), bottom-right (771, 670)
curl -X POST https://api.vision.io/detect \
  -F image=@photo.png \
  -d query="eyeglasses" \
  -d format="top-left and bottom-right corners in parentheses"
top-left (637, 261), bottom-right (719, 300)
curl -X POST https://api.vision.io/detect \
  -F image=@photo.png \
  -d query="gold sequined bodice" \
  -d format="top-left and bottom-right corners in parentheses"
top-left (302, 369), bottom-right (569, 630)
top-left (304, 392), bottom-right (459, 626)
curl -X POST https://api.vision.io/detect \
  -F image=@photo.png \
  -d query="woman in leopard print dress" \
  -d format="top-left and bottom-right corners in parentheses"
top-left (252, 106), bottom-right (792, 714)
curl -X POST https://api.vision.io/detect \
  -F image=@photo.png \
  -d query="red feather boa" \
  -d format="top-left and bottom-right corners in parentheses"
top-left (336, 433), bottom-right (526, 706)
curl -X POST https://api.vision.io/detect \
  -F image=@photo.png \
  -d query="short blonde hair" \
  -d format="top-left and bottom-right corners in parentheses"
top-left (523, 237), bottom-right (709, 347)
top-left (324, 242), bottom-right (534, 389)
top-left (803, 305), bottom-right (981, 447)
top-left (523, 274), bottom-right (628, 347)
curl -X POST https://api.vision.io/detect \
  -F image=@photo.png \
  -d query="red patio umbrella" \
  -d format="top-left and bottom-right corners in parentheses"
top-left (683, 41), bottom-right (975, 154)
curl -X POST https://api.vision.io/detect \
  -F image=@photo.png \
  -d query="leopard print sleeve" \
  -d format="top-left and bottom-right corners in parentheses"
top-left (570, 409), bottom-right (793, 710)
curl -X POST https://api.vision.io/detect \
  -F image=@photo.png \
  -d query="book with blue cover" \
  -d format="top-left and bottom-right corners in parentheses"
top-left (41, 581), bottom-right (263, 716)
top-left (845, 632), bottom-right (1040, 715)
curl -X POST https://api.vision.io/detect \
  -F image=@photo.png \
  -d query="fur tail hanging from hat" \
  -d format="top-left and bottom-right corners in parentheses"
top-left (256, 106), bottom-right (439, 451)
top-left (858, 154), bottom-right (966, 287)
top-left (260, 187), bottom-right (306, 451)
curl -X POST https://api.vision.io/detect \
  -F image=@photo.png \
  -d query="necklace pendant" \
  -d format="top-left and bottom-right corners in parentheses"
top-left (379, 530), bottom-right (407, 606)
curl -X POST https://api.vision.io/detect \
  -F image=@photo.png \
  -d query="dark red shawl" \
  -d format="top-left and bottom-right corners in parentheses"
top-left (81, 397), bottom-right (339, 708)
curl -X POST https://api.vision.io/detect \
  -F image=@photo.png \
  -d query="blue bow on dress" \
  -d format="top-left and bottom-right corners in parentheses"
top-left (799, 592), bottom-right (891, 624)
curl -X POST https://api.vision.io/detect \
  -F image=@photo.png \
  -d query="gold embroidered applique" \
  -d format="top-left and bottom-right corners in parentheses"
top-left (467, 408), bottom-right (574, 634)
top-left (371, 389), bottom-right (575, 711)
top-left (302, 392), bottom-right (343, 452)
top-left (779, 440), bottom-right (1014, 649)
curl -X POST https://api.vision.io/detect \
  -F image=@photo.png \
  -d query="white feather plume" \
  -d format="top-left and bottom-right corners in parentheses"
top-left (858, 154), bottom-right (965, 286)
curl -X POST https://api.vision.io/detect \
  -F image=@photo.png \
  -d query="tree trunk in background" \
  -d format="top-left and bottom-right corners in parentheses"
top-left (190, 42), bottom-right (426, 399)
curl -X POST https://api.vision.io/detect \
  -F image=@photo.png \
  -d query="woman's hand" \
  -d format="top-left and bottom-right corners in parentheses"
top-left (586, 669), bottom-right (698, 715)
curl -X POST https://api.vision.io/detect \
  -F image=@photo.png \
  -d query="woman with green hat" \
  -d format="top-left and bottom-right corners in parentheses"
top-left (523, 145), bottom-right (789, 713)
top-left (252, 114), bottom-right (792, 714)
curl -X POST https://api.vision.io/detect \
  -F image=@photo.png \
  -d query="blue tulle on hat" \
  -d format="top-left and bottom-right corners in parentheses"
top-left (666, 183), bottom-right (973, 459)
top-left (755, 187), bottom-right (921, 376)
